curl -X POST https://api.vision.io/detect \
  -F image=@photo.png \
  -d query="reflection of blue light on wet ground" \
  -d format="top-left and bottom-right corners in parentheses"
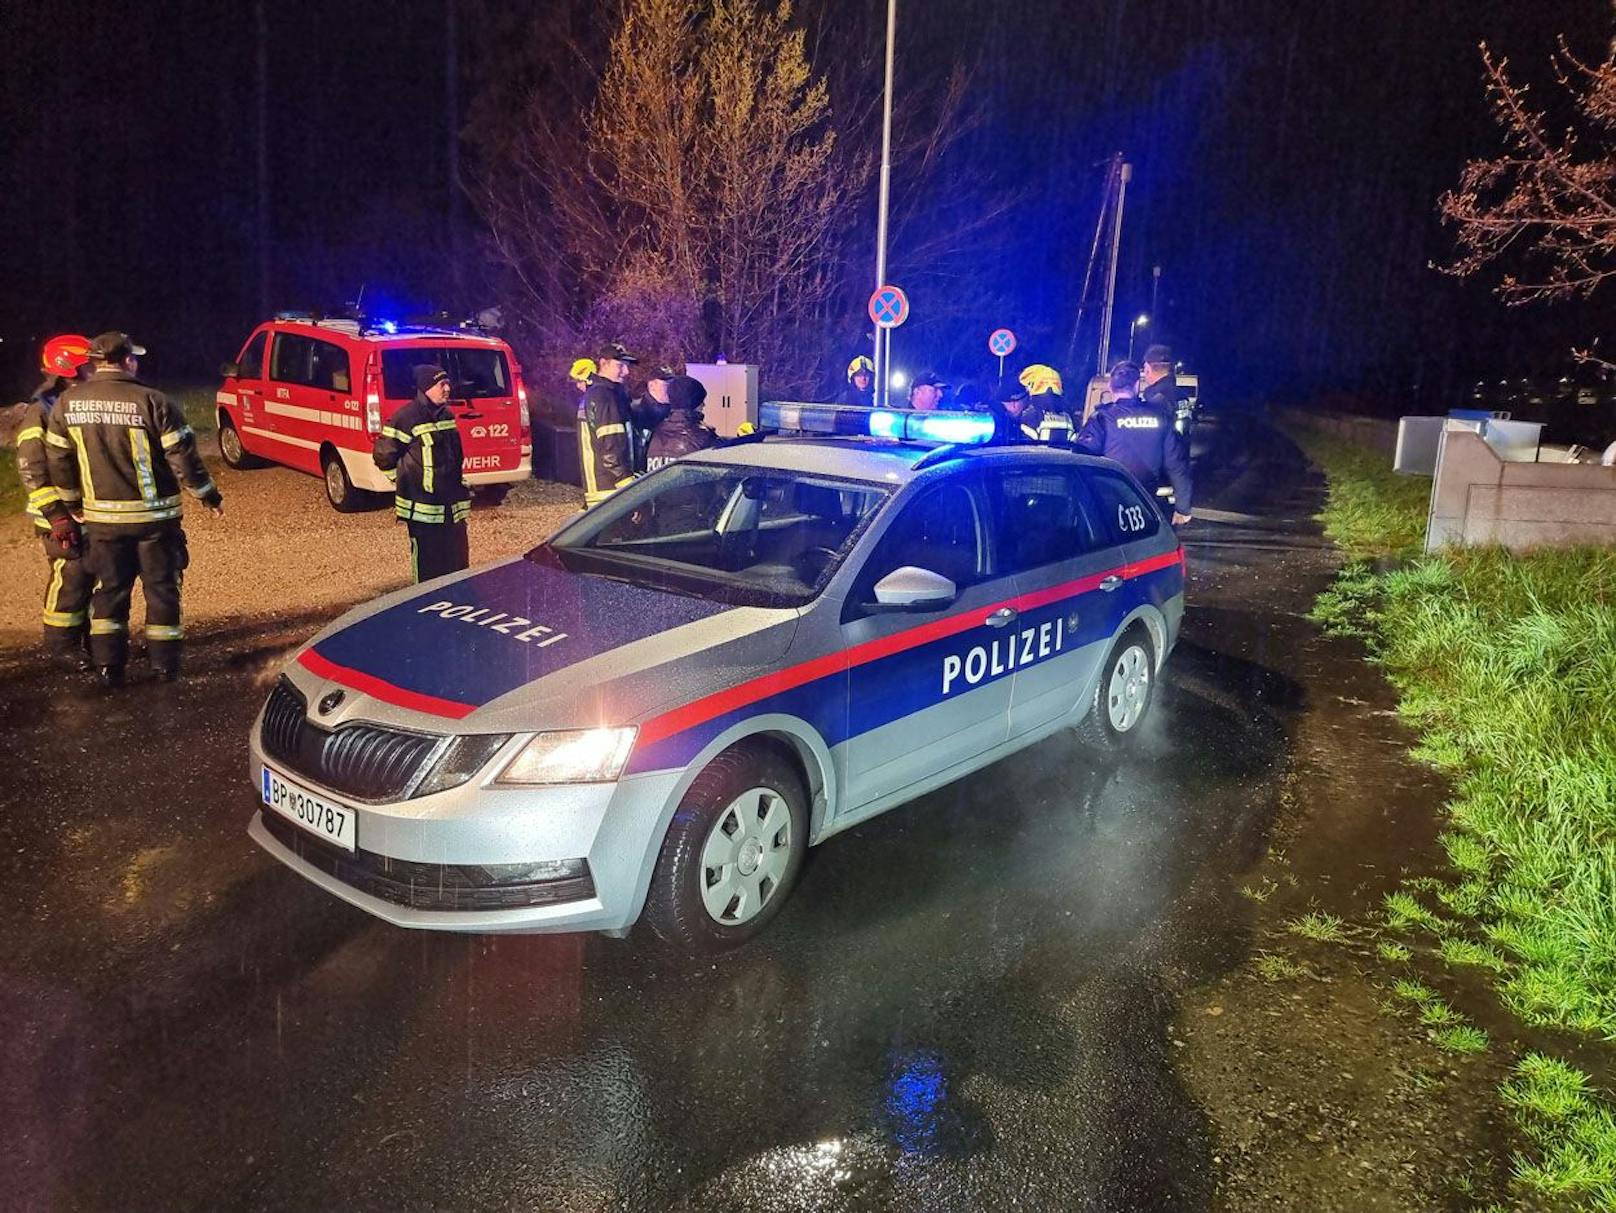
top-left (887, 1051), bottom-right (947, 1155)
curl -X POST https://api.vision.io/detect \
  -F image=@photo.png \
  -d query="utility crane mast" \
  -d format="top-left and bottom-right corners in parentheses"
top-left (1065, 153), bottom-right (1131, 381)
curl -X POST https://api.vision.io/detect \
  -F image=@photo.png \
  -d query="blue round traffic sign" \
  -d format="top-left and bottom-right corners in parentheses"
top-left (868, 284), bottom-right (910, 329)
top-left (989, 328), bottom-right (1017, 357)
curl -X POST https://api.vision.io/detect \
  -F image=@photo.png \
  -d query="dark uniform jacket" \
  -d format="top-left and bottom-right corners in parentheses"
top-left (837, 381), bottom-right (874, 407)
top-left (646, 410), bottom-right (718, 471)
top-left (1031, 396), bottom-right (1075, 445)
top-left (16, 383), bottom-right (70, 532)
top-left (43, 369), bottom-right (220, 525)
top-left (580, 374), bottom-right (634, 496)
top-left (1072, 392), bottom-right (1193, 513)
top-left (373, 392), bottom-right (471, 524)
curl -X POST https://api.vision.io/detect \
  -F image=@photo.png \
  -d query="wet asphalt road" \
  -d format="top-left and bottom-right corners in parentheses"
top-left (1, 412), bottom-right (1333, 1212)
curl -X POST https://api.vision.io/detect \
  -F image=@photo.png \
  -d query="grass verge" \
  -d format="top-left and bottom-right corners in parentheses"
top-left (1291, 420), bottom-right (1616, 1204)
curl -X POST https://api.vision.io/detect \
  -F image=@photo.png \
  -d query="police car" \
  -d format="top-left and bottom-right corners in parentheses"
top-left (247, 404), bottom-right (1185, 951)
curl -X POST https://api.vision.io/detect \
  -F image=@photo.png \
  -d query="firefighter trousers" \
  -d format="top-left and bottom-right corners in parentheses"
top-left (39, 530), bottom-right (93, 651)
top-left (406, 519), bottom-right (469, 583)
top-left (84, 521), bottom-right (188, 672)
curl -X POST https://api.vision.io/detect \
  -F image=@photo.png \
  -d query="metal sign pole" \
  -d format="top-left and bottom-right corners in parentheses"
top-left (873, 0), bottom-right (897, 410)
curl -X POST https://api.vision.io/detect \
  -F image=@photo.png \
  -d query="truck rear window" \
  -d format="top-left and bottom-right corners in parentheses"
top-left (382, 347), bottom-right (511, 400)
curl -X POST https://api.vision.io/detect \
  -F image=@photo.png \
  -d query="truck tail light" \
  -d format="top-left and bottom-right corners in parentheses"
top-left (515, 379), bottom-right (531, 438)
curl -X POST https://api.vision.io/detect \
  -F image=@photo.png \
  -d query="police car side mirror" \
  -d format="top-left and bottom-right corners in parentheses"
top-left (220, 361), bottom-right (241, 379)
top-left (872, 566), bottom-right (957, 611)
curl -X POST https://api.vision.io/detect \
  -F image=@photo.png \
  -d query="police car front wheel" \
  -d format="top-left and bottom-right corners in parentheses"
top-left (644, 742), bottom-right (807, 952)
top-left (1076, 625), bottom-right (1156, 749)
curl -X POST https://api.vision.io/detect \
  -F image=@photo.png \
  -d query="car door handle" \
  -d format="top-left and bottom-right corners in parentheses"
top-left (986, 607), bottom-right (1018, 628)
top-left (1099, 575), bottom-right (1123, 592)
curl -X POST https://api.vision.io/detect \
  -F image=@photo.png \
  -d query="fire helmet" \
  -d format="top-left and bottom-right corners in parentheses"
top-left (568, 357), bottom-right (597, 385)
top-left (1019, 363), bottom-right (1064, 397)
top-left (846, 355), bottom-right (874, 382)
top-left (42, 333), bottom-right (92, 377)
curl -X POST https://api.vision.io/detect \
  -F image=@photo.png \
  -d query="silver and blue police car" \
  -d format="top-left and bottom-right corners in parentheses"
top-left (247, 404), bottom-right (1185, 951)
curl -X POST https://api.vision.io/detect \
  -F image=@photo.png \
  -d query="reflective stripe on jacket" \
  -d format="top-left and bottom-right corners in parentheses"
top-left (579, 374), bottom-right (635, 504)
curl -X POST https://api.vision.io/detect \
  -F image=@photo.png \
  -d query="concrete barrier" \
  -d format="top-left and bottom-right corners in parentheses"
top-left (1427, 427), bottom-right (1616, 552)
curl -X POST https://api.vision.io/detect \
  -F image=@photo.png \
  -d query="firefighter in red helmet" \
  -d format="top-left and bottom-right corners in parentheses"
top-left (16, 335), bottom-right (95, 665)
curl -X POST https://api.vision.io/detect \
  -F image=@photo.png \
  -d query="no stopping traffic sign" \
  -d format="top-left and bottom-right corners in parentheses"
top-left (988, 328), bottom-right (1017, 357)
top-left (868, 285), bottom-right (910, 329)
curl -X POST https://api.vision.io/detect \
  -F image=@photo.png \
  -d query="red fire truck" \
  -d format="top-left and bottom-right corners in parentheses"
top-left (216, 314), bottom-right (531, 511)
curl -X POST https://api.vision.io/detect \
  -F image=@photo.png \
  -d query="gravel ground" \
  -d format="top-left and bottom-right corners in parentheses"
top-left (0, 454), bottom-right (583, 650)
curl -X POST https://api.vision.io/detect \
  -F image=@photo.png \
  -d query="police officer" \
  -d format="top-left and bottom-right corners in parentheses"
top-left (1140, 343), bottom-right (1189, 433)
top-left (646, 375), bottom-right (718, 471)
top-left (1073, 357), bottom-right (1193, 525)
top-left (1019, 363), bottom-right (1074, 444)
top-left (17, 334), bottom-right (95, 665)
top-left (44, 332), bottom-right (223, 686)
top-left (907, 372), bottom-right (947, 411)
top-left (373, 364), bottom-right (471, 583)
top-left (999, 380), bottom-right (1043, 441)
top-left (578, 341), bottom-right (638, 506)
top-left (839, 356), bottom-right (875, 406)
top-left (631, 366), bottom-right (677, 471)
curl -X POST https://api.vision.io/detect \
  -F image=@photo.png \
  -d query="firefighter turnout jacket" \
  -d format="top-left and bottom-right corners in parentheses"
top-left (43, 369), bottom-right (221, 523)
top-left (1072, 393), bottom-right (1194, 514)
top-left (372, 393), bottom-right (471, 524)
top-left (579, 373), bottom-right (635, 504)
top-left (17, 385), bottom-right (71, 532)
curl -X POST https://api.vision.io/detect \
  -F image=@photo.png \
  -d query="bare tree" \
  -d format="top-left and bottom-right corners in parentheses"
top-left (1441, 23), bottom-right (1616, 303)
top-left (472, 0), bottom-right (855, 389)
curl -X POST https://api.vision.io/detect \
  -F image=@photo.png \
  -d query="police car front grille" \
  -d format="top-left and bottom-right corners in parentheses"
top-left (259, 811), bottom-right (596, 912)
top-left (261, 677), bottom-right (442, 804)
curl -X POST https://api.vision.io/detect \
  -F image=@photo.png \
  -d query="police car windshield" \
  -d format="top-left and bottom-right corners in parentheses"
top-left (537, 464), bottom-right (892, 608)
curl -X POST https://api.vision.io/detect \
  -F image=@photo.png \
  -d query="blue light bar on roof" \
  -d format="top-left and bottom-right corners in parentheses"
top-left (759, 401), bottom-right (995, 445)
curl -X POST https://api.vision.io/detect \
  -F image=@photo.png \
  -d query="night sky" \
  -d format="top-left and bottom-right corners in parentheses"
top-left (2, 0), bottom-right (1608, 403)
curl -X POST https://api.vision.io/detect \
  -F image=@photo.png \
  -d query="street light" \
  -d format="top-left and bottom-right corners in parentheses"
top-left (1128, 314), bottom-right (1150, 362)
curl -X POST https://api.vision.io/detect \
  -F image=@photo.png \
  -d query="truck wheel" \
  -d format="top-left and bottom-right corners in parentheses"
top-left (217, 414), bottom-right (261, 470)
top-left (473, 485), bottom-right (510, 507)
top-left (1075, 624), bottom-right (1156, 751)
top-left (322, 450), bottom-right (365, 513)
top-left (643, 742), bottom-right (808, 953)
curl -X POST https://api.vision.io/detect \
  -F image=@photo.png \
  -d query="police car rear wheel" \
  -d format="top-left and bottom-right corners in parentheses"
top-left (644, 743), bottom-right (807, 952)
top-left (1077, 625), bottom-right (1155, 749)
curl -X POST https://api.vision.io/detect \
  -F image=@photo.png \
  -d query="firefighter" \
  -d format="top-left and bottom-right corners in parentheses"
top-left (1074, 355), bottom-right (1193, 525)
top-left (373, 364), bottom-right (471, 583)
top-left (43, 332), bottom-right (223, 686)
top-left (1019, 363), bottom-right (1074, 444)
top-left (578, 341), bottom-right (638, 507)
top-left (17, 334), bottom-right (95, 666)
top-left (838, 355), bottom-right (875, 406)
top-left (646, 375), bottom-right (718, 471)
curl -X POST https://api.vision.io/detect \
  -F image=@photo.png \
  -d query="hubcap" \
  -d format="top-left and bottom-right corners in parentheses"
top-left (221, 427), bottom-right (241, 463)
top-left (699, 787), bottom-right (793, 925)
top-left (1106, 643), bottom-right (1151, 733)
top-left (325, 462), bottom-right (345, 502)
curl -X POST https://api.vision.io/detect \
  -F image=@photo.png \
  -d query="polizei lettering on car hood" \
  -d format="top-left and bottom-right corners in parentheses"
top-left (299, 559), bottom-right (732, 718)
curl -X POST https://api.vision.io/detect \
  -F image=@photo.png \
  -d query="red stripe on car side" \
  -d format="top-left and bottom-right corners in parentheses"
top-left (298, 649), bottom-right (478, 720)
top-left (637, 547), bottom-right (1183, 747)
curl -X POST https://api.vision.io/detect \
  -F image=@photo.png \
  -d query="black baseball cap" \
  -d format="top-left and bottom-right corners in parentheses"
top-left (595, 341), bottom-right (638, 364)
top-left (89, 331), bottom-right (146, 361)
top-left (647, 364), bottom-right (677, 382)
top-left (911, 371), bottom-right (949, 391)
top-left (1142, 343), bottom-right (1173, 366)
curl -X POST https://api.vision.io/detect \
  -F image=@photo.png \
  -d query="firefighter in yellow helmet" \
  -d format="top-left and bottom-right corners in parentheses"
top-left (838, 355), bottom-right (875, 407)
top-left (1018, 363), bottom-right (1074, 445)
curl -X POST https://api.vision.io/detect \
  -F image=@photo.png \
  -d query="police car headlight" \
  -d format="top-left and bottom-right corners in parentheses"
top-left (495, 728), bottom-right (637, 786)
